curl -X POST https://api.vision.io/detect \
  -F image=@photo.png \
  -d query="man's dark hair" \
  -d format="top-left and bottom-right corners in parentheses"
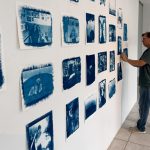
top-left (142, 32), bottom-right (150, 38)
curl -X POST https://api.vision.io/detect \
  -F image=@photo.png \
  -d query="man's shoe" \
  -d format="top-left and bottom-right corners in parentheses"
top-left (128, 127), bottom-right (146, 134)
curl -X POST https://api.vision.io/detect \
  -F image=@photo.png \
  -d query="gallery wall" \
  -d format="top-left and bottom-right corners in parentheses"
top-left (0, 0), bottom-right (139, 150)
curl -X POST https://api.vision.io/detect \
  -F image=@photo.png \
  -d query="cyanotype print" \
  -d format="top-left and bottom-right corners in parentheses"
top-left (98, 51), bottom-right (107, 73)
top-left (117, 8), bottom-right (123, 29)
top-left (108, 78), bottom-right (116, 98)
top-left (86, 13), bottom-right (95, 43)
top-left (62, 16), bottom-right (79, 44)
top-left (99, 79), bottom-right (106, 108)
top-left (117, 62), bottom-right (123, 81)
top-left (63, 57), bottom-right (81, 90)
top-left (26, 111), bottom-right (53, 150)
top-left (70, 0), bottom-right (79, 2)
top-left (100, 0), bottom-right (106, 6)
top-left (99, 15), bottom-right (106, 43)
top-left (21, 64), bottom-right (54, 108)
top-left (86, 55), bottom-right (95, 85)
top-left (123, 48), bottom-right (128, 57)
top-left (85, 94), bottom-right (97, 120)
top-left (110, 51), bottom-right (115, 72)
top-left (109, 0), bottom-right (116, 16)
top-left (123, 23), bottom-right (128, 41)
top-left (117, 36), bottom-right (122, 55)
top-left (66, 98), bottom-right (79, 138)
top-left (0, 31), bottom-right (4, 89)
top-left (18, 6), bottom-right (52, 48)
top-left (109, 24), bottom-right (116, 42)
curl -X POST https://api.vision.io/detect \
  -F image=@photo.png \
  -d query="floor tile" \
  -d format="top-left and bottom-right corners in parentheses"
top-left (125, 142), bottom-right (150, 150)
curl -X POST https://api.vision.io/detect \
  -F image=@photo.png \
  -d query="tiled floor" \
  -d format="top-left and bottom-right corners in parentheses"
top-left (108, 103), bottom-right (150, 150)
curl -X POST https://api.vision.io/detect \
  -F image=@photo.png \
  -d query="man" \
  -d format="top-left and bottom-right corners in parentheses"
top-left (120, 32), bottom-right (150, 133)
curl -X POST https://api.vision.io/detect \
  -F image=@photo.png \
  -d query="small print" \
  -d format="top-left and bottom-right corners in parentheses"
top-left (98, 51), bottom-right (107, 73)
top-left (99, 79), bottom-right (106, 108)
top-left (108, 78), bottom-right (116, 98)
top-left (117, 36), bottom-right (122, 55)
top-left (117, 62), bottom-right (123, 81)
top-left (109, 24), bottom-right (116, 42)
top-left (110, 51), bottom-right (115, 72)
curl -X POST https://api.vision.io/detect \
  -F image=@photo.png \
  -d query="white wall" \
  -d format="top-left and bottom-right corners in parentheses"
top-left (0, 0), bottom-right (139, 150)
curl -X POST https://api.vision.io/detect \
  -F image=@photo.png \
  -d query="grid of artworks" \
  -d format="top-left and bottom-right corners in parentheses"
top-left (15, 0), bottom-right (127, 149)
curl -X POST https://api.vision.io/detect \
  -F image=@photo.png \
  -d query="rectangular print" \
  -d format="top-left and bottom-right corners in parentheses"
top-left (17, 4), bottom-right (52, 49)
top-left (66, 98), bottom-right (79, 138)
top-left (86, 13), bottom-right (95, 43)
top-left (99, 15), bottom-right (107, 43)
top-left (21, 64), bottom-right (54, 108)
top-left (62, 16), bottom-right (79, 44)
top-left (98, 51), bottom-right (107, 73)
top-left (108, 78), bottom-right (116, 98)
top-left (117, 62), bottom-right (123, 81)
top-left (99, 79), bottom-right (106, 108)
top-left (26, 111), bottom-right (53, 150)
top-left (0, 29), bottom-right (4, 89)
top-left (70, 0), bottom-right (79, 2)
top-left (123, 23), bottom-right (128, 41)
top-left (117, 36), bottom-right (122, 55)
top-left (123, 48), bottom-right (128, 57)
top-left (110, 51), bottom-right (115, 72)
top-left (109, 0), bottom-right (116, 16)
top-left (86, 54), bottom-right (95, 86)
top-left (100, 0), bottom-right (106, 6)
top-left (63, 57), bottom-right (81, 90)
top-left (109, 24), bottom-right (116, 42)
top-left (85, 94), bottom-right (97, 120)
top-left (117, 8), bottom-right (123, 29)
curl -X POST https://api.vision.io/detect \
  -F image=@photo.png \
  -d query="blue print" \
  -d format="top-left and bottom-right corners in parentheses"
top-left (100, 0), bottom-right (106, 6)
top-left (98, 51), bottom-right (107, 73)
top-left (117, 62), bottom-right (123, 81)
top-left (123, 24), bottom-right (128, 41)
top-left (21, 64), bottom-right (54, 107)
top-left (109, 24), bottom-right (116, 42)
top-left (26, 111), bottom-right (53, 150)
top-left (109, 0), bottom-right (116, 16)
top-left (63, 57), bottom-right (81, 90)
top-left (110, 51), bottom-right (115, 72)
top-left (63, 16), bottom-right (79, 44)
top-left (123, 48), bottom-right (128, 57)
top-left (109, 78), bottom-right (116, 98)
top-left (117, 36), bottom-right (122, 55)
top-left (99, 79), bottom-right (106, 108)
top-left (19, 6), bottom-right (52, 47)
top-left (66, 98), bottom-right (79, 138)
top-left (99, 15), bottom-right (106, 43)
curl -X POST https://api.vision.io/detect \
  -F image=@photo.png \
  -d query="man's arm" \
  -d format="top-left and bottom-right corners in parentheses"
top-left (120, 53), bottom-right (146, 67)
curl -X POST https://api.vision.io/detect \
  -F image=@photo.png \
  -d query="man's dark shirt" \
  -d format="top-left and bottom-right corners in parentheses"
top-left (139, 48), bottom-right (150, 87)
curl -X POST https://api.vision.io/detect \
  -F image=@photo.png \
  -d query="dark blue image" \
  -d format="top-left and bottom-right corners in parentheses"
top-left (99, 79), bottom-right (106, 108)
top-left (123, 48), bottom-right (128, 57)
top-left (85, 95), bottom-right (97, 119)
top-left (100, 0), bottom-right (106, 6)
top-left (21, 64), bottom-right (54, 107)
top-left (26, 111), bottom-right (53, 150)
top-left (117, 62), bottom-right (123, 81)
top-left (66, 98), bottom-right (79, 138)
top-left (70, 0), bottom-right (79, 2)
top-left (63, 57), bottom-right (81, 90)
top-left (99, 15), bottom-right (106, 43)
top-left (86, 13), bottom-right (95, 43)
top-left (110, 51), bottom-right (115, 72)
top-left (109, 0), bottom-right (116, 16)
top-left (98, 51), bottom-right (107, 73)
top-left (123, 23), bottom-right (128, 41)
top-left (109, 24), bottom-right (116, 42)
top-left (63, 16), bottom-right (79, 44)
top-left (108, 78), bottom-right (116, 98)
top-left (19, 6), bottom-right (52, 47)
top-left (117, 36), bottom-right (122, 55)
top-left (86, 55), bottom-right (95, 85)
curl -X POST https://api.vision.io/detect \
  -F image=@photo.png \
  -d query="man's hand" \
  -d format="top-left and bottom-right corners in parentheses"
top-left (120, 53), bottom-right (128, 62)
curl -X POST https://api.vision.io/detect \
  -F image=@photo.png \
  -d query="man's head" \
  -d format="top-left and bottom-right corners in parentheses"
top-left (142, 32), bottom-right (150, 48)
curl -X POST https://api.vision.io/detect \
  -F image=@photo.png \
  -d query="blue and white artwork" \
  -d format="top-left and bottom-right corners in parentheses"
top-left (117, 8), bottom-right (123, 29)
top-left (109, 24), bottom-right (116, 42)
top-left (109, 0), bottom-right (116, 16)
top-left (62, 16), bottom-right (79, 44)
top-left (85, 94), bottom-right (97, 120)
top-left (0, 31), bottom-right (4, 89)
top-left (117, 36), bottom-right (122, 55)
top-left (86, 54), bottom-right (95, 86)
top-left (99, 79), bottom-right (106, 108)
top-left (117, 62), bottom-right (123, 81)
top-left (86, 13), bottom-right (95, 43)
top-left (100, 0), bottom-right (106, 6)
top-left (98, 51), bottom-right (107, 73)
top-left (108, 78), bottom-right (116, 98)
top-left (123, 23), bottom-right (128, 41)
top-left (66, 98), bottom-right (79, 138)
top-left (21, 64), bottom-right (54, 108)
top-left (63, 57), bottom-right (81, 90)
top-left (99, 15), bottom-right (106, 43)
top-left (17, 5), bottom-right (52, 49)
top-left (26, 111), bottom-right (53, 150)
top-left (110, 51), bottom-right (115, 72)
top-left (123, 48), bottom-right (128, 57)
top-left (70, 0), bottom-right (79, 2)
